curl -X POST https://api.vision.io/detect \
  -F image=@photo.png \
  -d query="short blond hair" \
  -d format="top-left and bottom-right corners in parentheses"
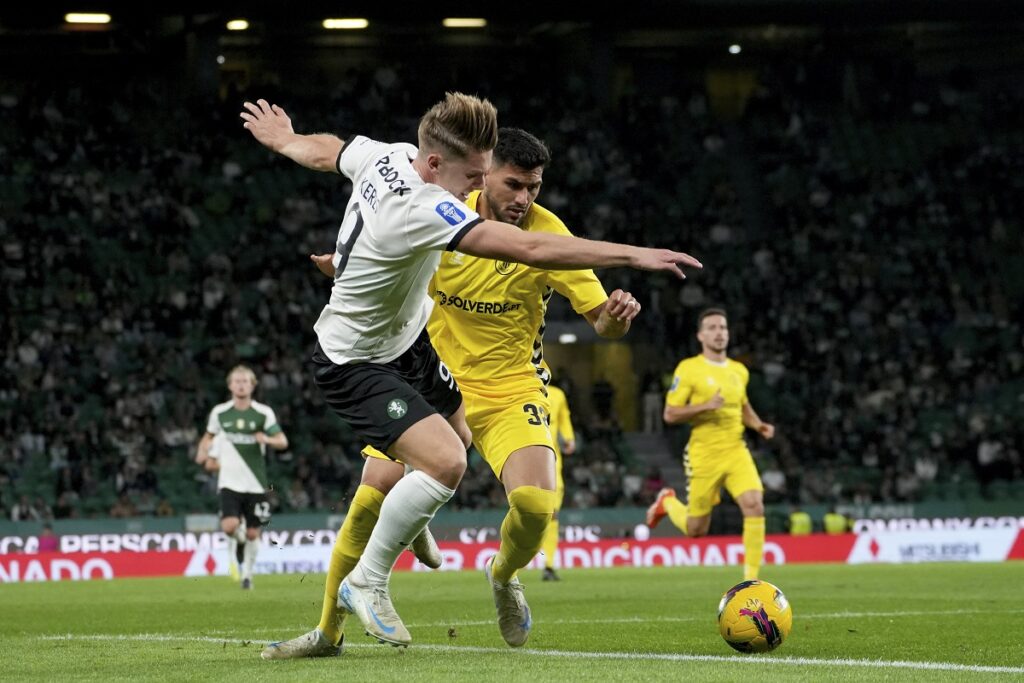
top-left (226, 365), bottom-right (258, 386)
top-left (417, 91), bottom-right (498, 158)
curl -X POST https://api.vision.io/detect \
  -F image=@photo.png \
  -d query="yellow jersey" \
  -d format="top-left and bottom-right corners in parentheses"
top-left (427, 192), bottom-right (607, 395)
top-left (665, 355), bottom-right (749, 454)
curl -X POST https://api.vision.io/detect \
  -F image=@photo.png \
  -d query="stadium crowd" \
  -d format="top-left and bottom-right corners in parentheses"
top-left (1, 54), bottom-right (1021, 521)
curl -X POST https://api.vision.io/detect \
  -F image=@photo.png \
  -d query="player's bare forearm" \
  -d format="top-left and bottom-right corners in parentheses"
top-left (194, 433), bottom-right (213, 464)
top-left (741, 402), bottom-right (762, 430)
top-left (203, 459), bottom-right (220, 473)
top-left (267, 433), bottom-right (289, 450)
top-left (742, 402), bottom-right (775, 439)
top-left (276, 133), bottom-right (343, 172)
top-left (240, 99), bottom-right (342, 172)
top-left (458, 221), bottom-right (701, 277)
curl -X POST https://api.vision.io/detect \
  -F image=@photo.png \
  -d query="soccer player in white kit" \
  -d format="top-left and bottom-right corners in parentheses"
top-left (195, 365), bottom-right (288, 590)
top-left (240, 92), bottom-right (702, 649)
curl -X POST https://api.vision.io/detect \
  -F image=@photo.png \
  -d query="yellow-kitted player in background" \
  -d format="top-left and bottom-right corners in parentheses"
top-left (540, 382), bottom-right (575, 582)
top-left (646, 308), bottom-right (775, 580)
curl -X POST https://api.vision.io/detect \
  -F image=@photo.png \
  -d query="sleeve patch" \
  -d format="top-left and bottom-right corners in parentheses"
top-left (435, 201), bottom-right (467, 226)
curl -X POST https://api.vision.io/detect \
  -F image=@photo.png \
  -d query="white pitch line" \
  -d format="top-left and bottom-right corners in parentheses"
top-left (36, 633), bottom-right (1024, 675)
top-left (169, 607), bottom-right (1007, 634)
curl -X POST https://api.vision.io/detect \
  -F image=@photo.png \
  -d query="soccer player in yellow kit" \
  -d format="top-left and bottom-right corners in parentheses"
top-left (646, 308), bottom-right (775, 580)
top-left (540, 382), bottom-right (575, 581)
top-left (263, 128), bottom-right (649, 659)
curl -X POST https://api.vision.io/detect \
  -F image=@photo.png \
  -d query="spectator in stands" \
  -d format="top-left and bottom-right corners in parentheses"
top-left (108, 494), bottom-right (137, 518)
top-left (10, 495), bottom-right (43, 522)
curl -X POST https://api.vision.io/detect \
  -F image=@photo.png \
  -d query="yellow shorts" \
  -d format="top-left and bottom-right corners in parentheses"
top-left (684, 444), bottom-right (763, 517)
top-left (363, 386), bottom-right (556, 481)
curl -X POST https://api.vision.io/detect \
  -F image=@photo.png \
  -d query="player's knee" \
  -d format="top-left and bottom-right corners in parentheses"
top-left (509, 486), bottom-right (556, 535)
top-left (221, 518), bottom-right (240, 534)
top-left (246, 527), bottom-right (261, 541)
top-left (433, 447), bottom-right (467, 488)
top-left (744, 500), bottom-right (765, 517)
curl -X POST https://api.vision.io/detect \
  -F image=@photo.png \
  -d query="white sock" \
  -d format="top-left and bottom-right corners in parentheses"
top-left (359, 471), bottom-right (454, 584)
top-left (234, 521), bottom-right (247, 544)
top-left (242, 534), bottom-right (260, 580)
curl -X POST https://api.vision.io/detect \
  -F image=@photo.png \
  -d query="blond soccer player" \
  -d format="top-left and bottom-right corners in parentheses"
top-left (647, 308), bottom-right (775, 580)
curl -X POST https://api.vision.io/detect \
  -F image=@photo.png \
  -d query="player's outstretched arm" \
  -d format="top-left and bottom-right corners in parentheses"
top-left (240, 99), bottom-right (343, 173)
top-left (457, 220), bottom-right (701, 278)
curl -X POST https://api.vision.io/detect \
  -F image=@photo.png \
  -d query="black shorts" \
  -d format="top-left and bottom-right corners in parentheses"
top-left (312, 328), bottom-right (463, 453)
top-left (219, 489), bottom-right (272, 528)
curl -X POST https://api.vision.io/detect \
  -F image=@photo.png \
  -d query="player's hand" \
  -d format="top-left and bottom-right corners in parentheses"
top-left (605, 289), bottom-right (642, 323)
top-left (758, 423), bottom-right (775, 440)
top-left (630, 247), bottom-right (702, 279)
top-left (563, 440), bottom-right (577, 455)
top-left (310, 253), bottom-right (336, 278)
top-left (240, 99), bottom-right (295, 152)
top-left (704, 389), bottom-right (724, 411)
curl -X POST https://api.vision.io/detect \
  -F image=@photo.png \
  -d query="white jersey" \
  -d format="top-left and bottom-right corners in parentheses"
top-left (205, 400), bottom-right (280, 494)
top-left (314, 135), bottom-right (483, 365)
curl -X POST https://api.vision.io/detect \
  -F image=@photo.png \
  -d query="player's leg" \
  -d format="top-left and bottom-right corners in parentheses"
top-left (318, 333), bottom-right (465, 645)
top-left (341, 414), bottom-right (466, 645)
top-left (725, 451), bottom-right (766, 580)
top-left (239, 495), bottom-right (271, 589)
top-left (473, 390), bottom-right (558, 647)
top-left (681, 456), bottom-right (723, 537)
top-left (219, 489), bottom-right (246, 580)
top-left (263, 455), bottom-right (403, 660)
top-left (492, 445), bottom-right (557, 582)
top-left (481, 444), bottom-right (553, 647)
top-left (319, 457), bottom-right (401, 636)
top-left (541, 478), bottom-right (564, 580)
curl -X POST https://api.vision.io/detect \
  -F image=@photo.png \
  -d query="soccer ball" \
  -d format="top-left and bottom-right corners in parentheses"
top-left (717, 579), bottom-right (793, 653)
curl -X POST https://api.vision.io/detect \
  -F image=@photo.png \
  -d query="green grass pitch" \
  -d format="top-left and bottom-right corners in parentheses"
top-left (2, 562), bottom-right (1022, 681)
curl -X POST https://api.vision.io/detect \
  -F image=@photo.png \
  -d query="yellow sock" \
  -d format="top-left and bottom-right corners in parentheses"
top-left (540, 517), bottom-right (559, 569)
top-left (664, 496), bottom-right (689, 534)
top-left (491, 486), bottom-right (555, 584)
top-left (317, 485), bottom-right (384, 644)
top-left (743, 516), bottom-right (766, 580)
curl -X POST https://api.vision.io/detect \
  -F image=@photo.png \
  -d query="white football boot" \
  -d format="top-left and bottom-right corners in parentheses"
top-left (338, 564), bottom-right (411, 646)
